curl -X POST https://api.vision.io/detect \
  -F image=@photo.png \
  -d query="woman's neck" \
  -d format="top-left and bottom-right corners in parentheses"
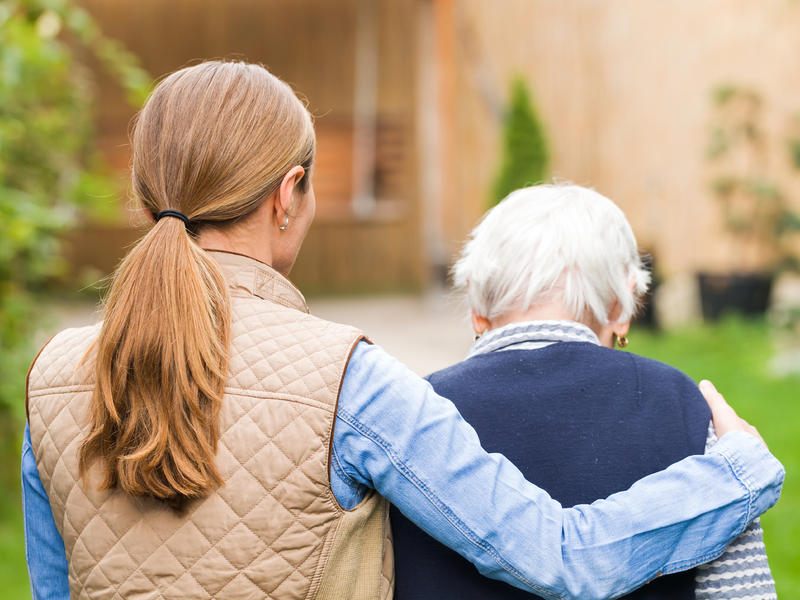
top-left (486, 299), bottom-right (597, 331)
top-left (198, 226), bottom-right (273, 267)
top-left (195, 198), bottom-right (280, 271)
top-left (480, 299), bottom-right (617, 348)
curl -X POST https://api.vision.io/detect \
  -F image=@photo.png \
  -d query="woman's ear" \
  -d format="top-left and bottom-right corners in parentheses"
top-left (612, 274), bottom-right (638, 337)
top-left (142, 202), bottom-right (157, 224)
top-left (471, 309), bottom-right (491, 335)
top-left (614, 318), bottom-right (631, 339)
top-left (275, 166), bottom-right (306, 224)
top-left (603, 298), bottom-right (630, 346)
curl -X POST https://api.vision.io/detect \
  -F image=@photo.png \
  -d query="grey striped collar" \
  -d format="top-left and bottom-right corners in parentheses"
top-left (467, 319), bottom-right (601, 359)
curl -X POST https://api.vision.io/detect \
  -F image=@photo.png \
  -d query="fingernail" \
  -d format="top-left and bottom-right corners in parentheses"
top-left (699, 380), bottom-right (717, 393)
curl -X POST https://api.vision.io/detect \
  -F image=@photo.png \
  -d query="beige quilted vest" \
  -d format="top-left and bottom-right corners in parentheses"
top-left (27, 251), bottom-right (395, 600)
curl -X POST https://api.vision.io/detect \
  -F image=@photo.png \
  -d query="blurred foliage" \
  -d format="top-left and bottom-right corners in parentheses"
top-left (0, 498), bottom-right (27, 599)
top-left (0, 0), bottom-right (150, 497)
top-left (787, 138), bottom-right (800, 172)
top-left (491, 78), bottom-right (549, 207)
top-left (707, 85), bottom-right (800, 273)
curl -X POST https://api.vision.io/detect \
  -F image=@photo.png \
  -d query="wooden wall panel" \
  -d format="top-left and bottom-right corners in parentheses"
top-left (449, 0), bottom-right (800, 278)
top-left (291, 220), bottom-right (425, 294)
top-left (72, 0), bottom-right (424, 292)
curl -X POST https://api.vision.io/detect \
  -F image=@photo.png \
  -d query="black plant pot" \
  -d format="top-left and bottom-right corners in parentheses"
top-left (697, 272), bottom-right (773, 321)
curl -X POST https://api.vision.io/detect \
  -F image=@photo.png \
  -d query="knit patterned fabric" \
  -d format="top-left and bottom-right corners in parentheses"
top-left (698, 425), bottom-right (777, 600)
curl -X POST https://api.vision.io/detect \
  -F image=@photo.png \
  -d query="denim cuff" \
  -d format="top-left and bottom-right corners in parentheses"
top-left (708, 431), bottom-right (785, 525)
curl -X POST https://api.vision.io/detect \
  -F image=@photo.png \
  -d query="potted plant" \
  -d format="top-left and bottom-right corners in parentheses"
top-left (701, 85), bottom-right (800, 320)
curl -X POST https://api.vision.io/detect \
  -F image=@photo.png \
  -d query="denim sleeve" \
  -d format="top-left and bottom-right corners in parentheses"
top-left (696, 422), bottom-right (777, 598)
top-left (21, 423), bottom-right (70, 600)
top-left (333, 341), bottom-right (784, 600)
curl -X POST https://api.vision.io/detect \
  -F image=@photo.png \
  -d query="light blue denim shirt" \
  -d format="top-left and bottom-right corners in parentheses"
top-left (23, 340), bottom-right (784, 600)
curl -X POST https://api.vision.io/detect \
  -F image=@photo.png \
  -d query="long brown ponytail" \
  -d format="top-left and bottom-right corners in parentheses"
top-left (79, 61), bottom-right (315, 506)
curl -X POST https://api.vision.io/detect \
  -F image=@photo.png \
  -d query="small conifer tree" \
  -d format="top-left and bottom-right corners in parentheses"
top-left (492, 78), bottom-right (549, 206)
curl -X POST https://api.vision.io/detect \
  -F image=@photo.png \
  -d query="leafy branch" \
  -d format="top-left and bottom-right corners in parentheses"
top-left (707, 85), bottom-right (800, 274)
top-left (0, 0), bottom-right (151, 427)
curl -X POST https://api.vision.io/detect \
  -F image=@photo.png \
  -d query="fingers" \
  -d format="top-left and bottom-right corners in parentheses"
top-left (699, 380), bottom-right (737, 436)
top-left (699, 380), bottom-right (767, 449)
top-left (745, 424), bottom-right (767, 449)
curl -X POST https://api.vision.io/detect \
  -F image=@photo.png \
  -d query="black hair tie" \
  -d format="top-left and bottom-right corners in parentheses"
top-left (155, 209), bottom-right (190, 228)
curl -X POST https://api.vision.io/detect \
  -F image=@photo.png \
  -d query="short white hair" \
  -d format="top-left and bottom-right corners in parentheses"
top-left (453, 184), bottom-right (651, 325)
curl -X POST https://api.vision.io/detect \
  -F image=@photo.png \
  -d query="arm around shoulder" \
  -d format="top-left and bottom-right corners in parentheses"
top-left (334, 343), bottom-right (784, 600)
top-left (704, 430), bottom-right (783, 524)
top-left (555, 431), bottom-right (783, 598)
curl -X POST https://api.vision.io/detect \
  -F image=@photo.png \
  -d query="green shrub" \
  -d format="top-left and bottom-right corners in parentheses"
top-left (0, 0), bottom-right (150, 497)
top-left (491, 78), bottom-right (549, 207)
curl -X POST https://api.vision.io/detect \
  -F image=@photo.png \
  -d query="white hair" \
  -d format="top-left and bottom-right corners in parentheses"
top-left (453, 184), bottom-right (651, 325)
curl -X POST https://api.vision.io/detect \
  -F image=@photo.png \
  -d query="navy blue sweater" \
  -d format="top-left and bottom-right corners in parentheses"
top-left (391, 342), bottom-right (710, 600)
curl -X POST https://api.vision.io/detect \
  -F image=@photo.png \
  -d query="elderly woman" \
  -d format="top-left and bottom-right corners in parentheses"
top-left (392, 184), bottom-right (777, 600)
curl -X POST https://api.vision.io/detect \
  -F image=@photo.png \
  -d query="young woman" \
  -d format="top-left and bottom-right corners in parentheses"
top-left (23, 61), bottom-right (782, 600)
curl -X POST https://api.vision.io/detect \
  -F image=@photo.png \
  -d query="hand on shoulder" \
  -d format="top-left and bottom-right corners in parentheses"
top-left (700, 380), bottom-right (767, 448)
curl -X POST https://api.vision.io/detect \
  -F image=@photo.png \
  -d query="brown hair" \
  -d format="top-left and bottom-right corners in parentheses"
top-left (79, 61), bottom-right (315, 507)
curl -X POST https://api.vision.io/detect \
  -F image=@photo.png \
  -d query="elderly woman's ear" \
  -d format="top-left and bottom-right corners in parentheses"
top-left (609, 315), bottom-right (631, 349)
top-left (471, 310), bottom-right (491, 338)
top-left (595, 306), bottom-right (630, 348)
top-left (598, 276), bottom-right (637, 348)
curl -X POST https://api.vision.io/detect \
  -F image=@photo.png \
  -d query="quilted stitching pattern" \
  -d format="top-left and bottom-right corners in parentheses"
top-left (381, 511), bottom-right (395, 600)
top-left (28, 257), bottom-right (393, 599)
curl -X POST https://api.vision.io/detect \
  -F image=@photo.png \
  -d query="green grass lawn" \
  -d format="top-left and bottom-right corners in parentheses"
top-left (0, 318), bottom-right (796, 598)
top-left (0, 497), bottom-right (29, 600)
top-left (630, 318), bottom-right (800, 598)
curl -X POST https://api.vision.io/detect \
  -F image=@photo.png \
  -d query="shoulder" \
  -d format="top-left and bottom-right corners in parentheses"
top-left (227, 297), bottom-right (365, 399)
top-left (619, 351), bottom-right (711, 432)
top-left (230, 294), bottom-right (363, 342)
top-left (26, 323), bottom-right (101, 422)
top-left (564, 344), bottom-right (706, 401)
top-left (428, 344), bottom-right (706, 406)
top-left (540, 342), bottom-right (701, 392)
top-left (345, 341), bottom-right (422, 394)
top-left (28, 323), bottom-right (102, 393)
top-left (622, 351), bottom-right (702, 393)
top-left (425, 352), bottom-right (498, 386)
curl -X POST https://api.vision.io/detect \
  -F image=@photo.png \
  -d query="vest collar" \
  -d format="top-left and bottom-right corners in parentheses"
top-left (206, 250), bottom-right (309, 314)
